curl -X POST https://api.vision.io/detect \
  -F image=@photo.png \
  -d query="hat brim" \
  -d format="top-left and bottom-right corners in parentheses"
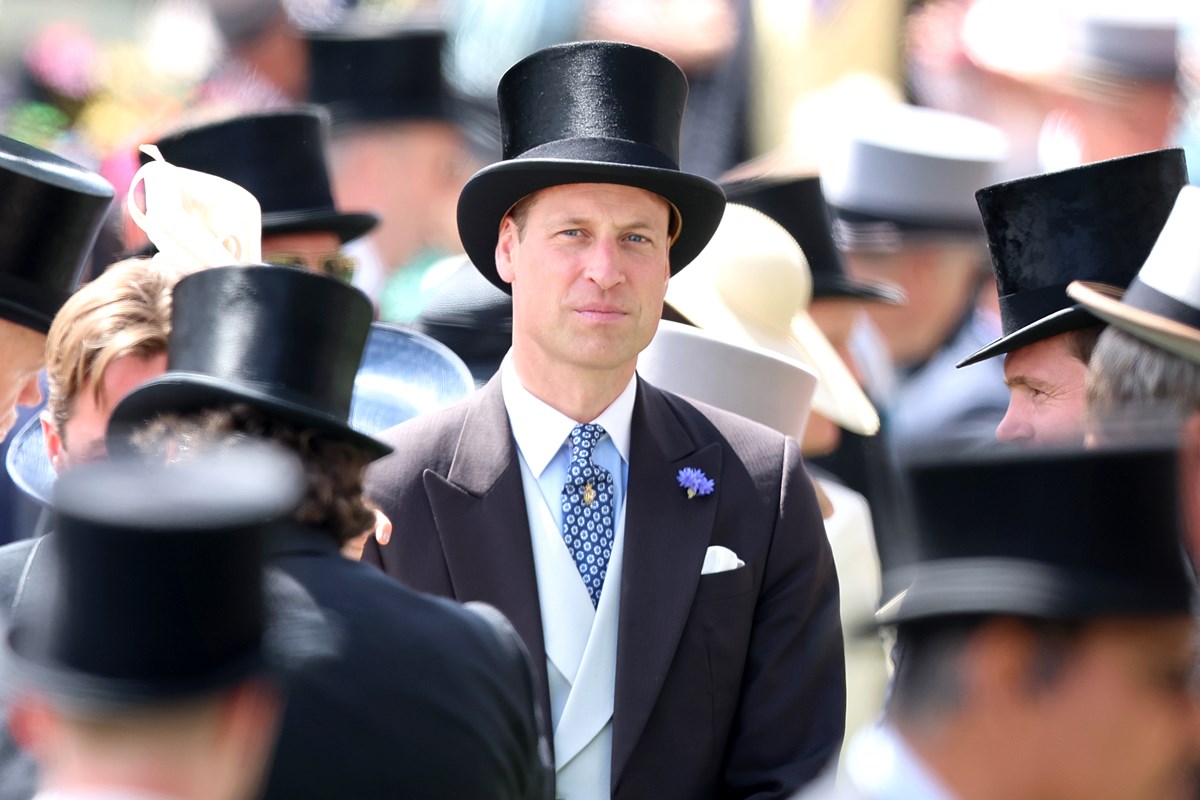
top-left (956, 305), bottom-right (1100, 367)
top-left (812, 275), bottom-right (907, 305)
top-left (262, 209), bottom-right (379, 245)
top-left (1, 567), bottom-right (332, 713)
top-left (1068, 281), bottom-right (1200, 364)
top-left (457, 159), bottom-right (726, 293)
top-left (107, 373), bottom-right (393, 461)
top-left (874, 558), bottom-right (1191, 627)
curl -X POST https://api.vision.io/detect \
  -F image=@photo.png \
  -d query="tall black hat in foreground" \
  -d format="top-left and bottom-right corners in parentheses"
top-left (109, 265), bottom-right (391, 459)
top-left (457, 40), bottom-right (726, 291)
top-left (147, 110), bottom-right (378, 244)
top-left (2, 447), bottom-right (306, 710)
top-left (877, 442), bottom-right (1195, 626)
top-left (0, 135), bottom-right (114, 333)
top-left (957, 148), bottom-right (1187, 367)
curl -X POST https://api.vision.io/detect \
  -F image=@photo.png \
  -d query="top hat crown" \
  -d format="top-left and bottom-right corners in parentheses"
top-left (0, 135), bottom-right (114, 334)
top-left (4, 447), bottom-right (305, 710)
top-left (722, 176), bottom-right (905, 304)
top-left (307, 26), bottom-right (453, 129)
top-left (109, 265), bottom-right (390, 458)
top-left (958, 148), bottom-right (1188, 367)
top-left (878, 442), bottom-right (1196, 626)
top-left (456, 40), bottom-right (726, 292)
top-left (147, 110), bottom-right (377, 244)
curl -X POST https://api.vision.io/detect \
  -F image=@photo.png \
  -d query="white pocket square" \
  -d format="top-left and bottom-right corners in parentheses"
top-left (701, 545), bottom-right (745, 575)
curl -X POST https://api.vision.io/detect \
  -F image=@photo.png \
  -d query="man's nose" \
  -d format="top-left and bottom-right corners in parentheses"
top-left (995, 398), bottom-right (1032, 444)
top-left (583, 238), bottom-right (624, 290)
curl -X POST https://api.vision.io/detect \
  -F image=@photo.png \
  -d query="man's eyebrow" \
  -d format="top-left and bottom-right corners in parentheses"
top-left (1005, 374), bottom-right (1053, 393)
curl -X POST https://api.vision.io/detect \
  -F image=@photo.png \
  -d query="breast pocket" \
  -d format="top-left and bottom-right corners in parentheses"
top-left (693, 562), bottom-right (754, 603)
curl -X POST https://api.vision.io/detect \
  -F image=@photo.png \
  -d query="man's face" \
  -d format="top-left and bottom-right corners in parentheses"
top-left (42, 352), bottom-right (167, 473)
top-left (263, 231), bottom-right (355, 283)
top-left (496, 183), bottom-right (672, 380)
top-left (1031, 616), bottom-right (1200, 800)
top-left (995, 333), bottom-right (1087, 446)
top-left (0, 320), bottom-right (46, 440)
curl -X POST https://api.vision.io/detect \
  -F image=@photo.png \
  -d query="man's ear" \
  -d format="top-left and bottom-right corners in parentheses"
top-left (495, 217), bottom-right (520, 287)
top-left (40, 409), bottom-right (64, 475)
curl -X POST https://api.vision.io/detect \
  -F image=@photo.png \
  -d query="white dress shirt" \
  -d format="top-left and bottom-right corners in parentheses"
top-left (844, 723), bottom-right (959, 800)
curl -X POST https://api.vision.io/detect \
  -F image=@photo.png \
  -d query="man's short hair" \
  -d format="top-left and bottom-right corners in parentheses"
top-left (1087, 325), bottom-right (1200, 421)
top-left (44, 259), bottom-right (177, 441)
top-left (1066, 324), bottom-right (1104, 365)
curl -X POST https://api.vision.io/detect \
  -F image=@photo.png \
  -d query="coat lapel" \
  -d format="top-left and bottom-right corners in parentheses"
top-left (421, 377), bottom-right (553, 750)
top-left (611, 380), bottom-right (722, 784)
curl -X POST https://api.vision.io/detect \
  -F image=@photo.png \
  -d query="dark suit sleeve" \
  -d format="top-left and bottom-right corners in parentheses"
top-left (726, 436), bottom-right (846, 798)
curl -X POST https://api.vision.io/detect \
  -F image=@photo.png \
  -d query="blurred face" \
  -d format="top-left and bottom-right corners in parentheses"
top-left (263, 231), bottom-right (355, 283)
top-left (1031, 617), bottom-right (1200, 800)
top-left (496, 183), bottom-right (672, 381)
top-left (0, 321), bottom-right (46, 440)
top-left (995, 334), bottom-right (1087, 446)
top-left (42, 352), bottom-right (167, 473)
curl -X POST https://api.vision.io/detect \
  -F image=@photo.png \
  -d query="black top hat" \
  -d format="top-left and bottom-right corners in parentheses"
top-left (957, 148), bottom-right (1188, 367)
top-left (108, 265), bottom-right (391, 459)
top-left (307, 26), bottom-right (454, 129)
top-left (876, 442), bottom-right (1196, 626)
top-left (0, 135), bottom-right (114, 334)
top-left (146, 109), bottom-right (378, 244)
top-left (3, 447), bottom-right (306, 710)
top-left (457, 41), bottom-right (726, 292)
top-left (722, 176), bottom-right (905, 304)
top-left (414, 257), bottom-right (513, 386)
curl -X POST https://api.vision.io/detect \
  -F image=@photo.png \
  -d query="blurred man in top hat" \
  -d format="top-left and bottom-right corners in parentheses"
top-left (956, 148), bottom-right (1188, 446)
top-left (139, 108), bottom-right (378, 282)
top-left (821, 103), bottom-right (1009, 454)
top-left (364, 41), bottom-right (844, 800)
top-left (0, 135), bottom-right (113, 444)
top-left (307, 24), bottom-right (478, 320)
top-left (7, 448), bottom-right (307, 800)
top-left (794, 441), bottom-right (1200, 800)
top-left (109, 265), bottom-right (550, 800)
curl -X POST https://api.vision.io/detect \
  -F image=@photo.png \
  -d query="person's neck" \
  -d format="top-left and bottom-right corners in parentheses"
top-left (510, 348), bottom-right (634, 423)
top-left (897, 716), bottom-right (1034, 800)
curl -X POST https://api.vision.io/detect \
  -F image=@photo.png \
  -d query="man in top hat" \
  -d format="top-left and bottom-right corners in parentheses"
top-left (956, 148), bottom-right (1188, 446)
top-left (107, 264), bottom-right (550, 800)
top-left (307, 23), bottom-right (478, 320)
top-left (0, 135), bottom-right (113, 444)
top-left (6, 447), bottom-right (307, 800)
top-left (794, 441), bottom-right (1200, 800)
top-left (141, 108), bottom-right (377, 282)
top-left (821, 103), bottom-right (1009, 453)
top-left (363, 41), bottom-right (845, 800)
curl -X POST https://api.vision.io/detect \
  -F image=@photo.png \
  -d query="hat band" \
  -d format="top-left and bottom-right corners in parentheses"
top-left (829, 206), bottom-right (982, 252)
top-left (511, 136), bottom-right (679, 172)
top-left (1124, 277), bottom-right (1200, 330)
top-left (997, 281), bottom-right (1075, 336)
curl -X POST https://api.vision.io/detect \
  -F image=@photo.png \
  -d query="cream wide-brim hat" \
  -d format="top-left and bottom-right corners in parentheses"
top-left (1067, 185), bottom-right (1200, 364)
top-left (664, 203), bottom-right (880, 436)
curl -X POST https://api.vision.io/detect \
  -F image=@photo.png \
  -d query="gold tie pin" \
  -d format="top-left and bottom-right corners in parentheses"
top-left (583, 483), bottom-right (596, 506)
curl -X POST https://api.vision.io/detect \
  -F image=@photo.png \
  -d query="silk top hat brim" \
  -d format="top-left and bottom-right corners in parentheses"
top-left (457, 40), bottom-right (726, 293)
top-left (11, 325), bottom-right (473, 507)
top-left (664, 204), bottom-right (880, 437)
top-left (956, 148), bottom-right (1189, 368)
top-left (1067, 281), bottom-right (1200, 364)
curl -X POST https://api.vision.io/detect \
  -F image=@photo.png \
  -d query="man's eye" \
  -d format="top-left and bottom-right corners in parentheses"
top-left (626, 233), bottom-right (649, 244)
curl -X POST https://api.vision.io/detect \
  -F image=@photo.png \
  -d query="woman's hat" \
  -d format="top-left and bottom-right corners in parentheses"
top-left (456, 41), bottom-right (726, 292)
top-left (108, 265), bottom-right (390, 459)
top-left (664, 203), bottom-right (879, 436)
top-left (958, 148), bottom-right (1188, 367)
top-left (1069, 184), bottom-right (1200, 363)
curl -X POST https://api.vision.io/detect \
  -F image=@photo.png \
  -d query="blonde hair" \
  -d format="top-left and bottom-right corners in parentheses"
top-left (45, 258), bottom-right (179, 441)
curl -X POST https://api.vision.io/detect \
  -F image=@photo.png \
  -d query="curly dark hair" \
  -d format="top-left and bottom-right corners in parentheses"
top-left (131, 404), bottom-right (376, 545)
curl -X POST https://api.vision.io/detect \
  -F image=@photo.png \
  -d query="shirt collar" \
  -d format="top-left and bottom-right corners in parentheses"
top-left (846, 722), bottom-right (959, 800)
top-left (501, 355), bottom-right (636, 478)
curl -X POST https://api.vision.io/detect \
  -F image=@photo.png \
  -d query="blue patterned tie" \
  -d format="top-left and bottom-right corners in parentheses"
top-left (560, 424), bottom-right (615, 607)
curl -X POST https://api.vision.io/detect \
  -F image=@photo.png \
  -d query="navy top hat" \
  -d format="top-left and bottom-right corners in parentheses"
top-left (0, 135), bottom-right (114, 334)
top-left (109, 265), bottom-right (391, 459)
top-left (147, 109), bottom-right (378, 244)
top-left (307, 26), bottom-right (454, 129)
top-left (876, 442), bottom-right (1196, 626)
top-left (3, 447), bottom-right (306, 710)
top-left (722, 176), bottom-right (905, 304)
top-left (957, 148), bottom-right (1188, 367)
top-left (457, 41), bottom-right (726, 292)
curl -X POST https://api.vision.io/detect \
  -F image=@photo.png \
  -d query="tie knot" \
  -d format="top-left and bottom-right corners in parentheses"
top-left (568, 423), bottom-right (606, 463)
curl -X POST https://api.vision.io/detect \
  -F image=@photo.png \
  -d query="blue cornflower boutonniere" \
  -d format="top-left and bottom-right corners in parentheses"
top-left (677, 467), bottom-right (715, 499)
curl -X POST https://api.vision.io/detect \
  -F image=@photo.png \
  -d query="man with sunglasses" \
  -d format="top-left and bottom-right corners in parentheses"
top-left (138, 108), bottom-right (377, 284)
